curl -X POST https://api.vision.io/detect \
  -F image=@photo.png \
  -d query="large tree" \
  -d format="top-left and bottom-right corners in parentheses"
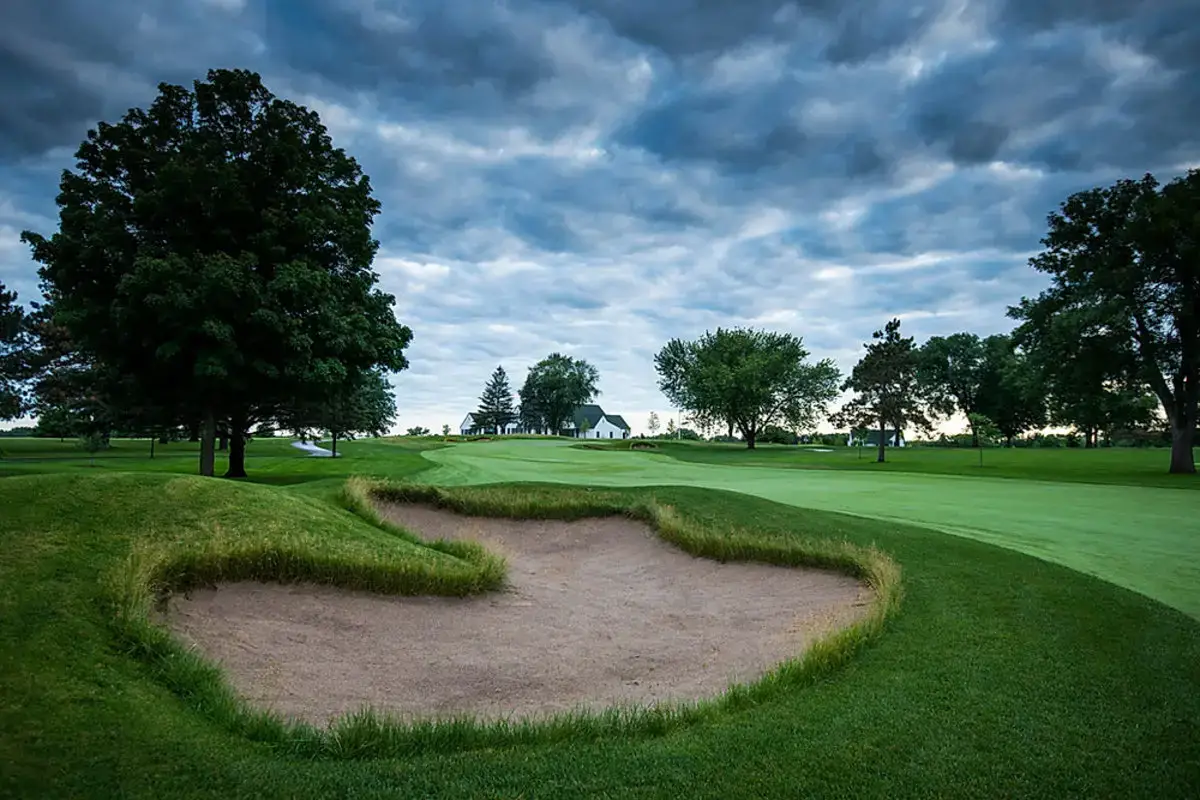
top-left (654, 328), bottom-right (841, 449)
top-left (835, 318), bottom-right (930, 463)
top-left (21, 68), bottom-right (412, 478)
top-left (975, 334), bottom-right (1046, 446)
top-left (474, 366), bottom-right (517, 434)
top-left (0, 282), bottom-right (28, 420)
top-left (282, 368), bottom-right (397, 458)
top-left (518, 353), bottom-right (600, 435)
top-left (1009, 170), bottom-right (1198, 471)
top-left (918, 332), bottom-right (987, 446)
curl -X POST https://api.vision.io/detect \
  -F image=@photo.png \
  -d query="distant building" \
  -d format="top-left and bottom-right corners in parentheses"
top-left (848, 429), bottom-right (906, 448)
top-left (459, 404), bottom-right (631, 439)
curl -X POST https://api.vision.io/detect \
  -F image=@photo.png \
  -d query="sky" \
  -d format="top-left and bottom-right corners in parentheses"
top-left (1, 0), bottom-right (1198, 436)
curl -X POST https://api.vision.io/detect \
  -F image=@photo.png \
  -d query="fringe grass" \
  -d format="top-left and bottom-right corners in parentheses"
top-left (110, 478), bottom-right (902, 760)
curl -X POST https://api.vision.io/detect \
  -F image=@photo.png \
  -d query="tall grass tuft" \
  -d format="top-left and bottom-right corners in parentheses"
top-left (111, 477), bottom-right (902, 760)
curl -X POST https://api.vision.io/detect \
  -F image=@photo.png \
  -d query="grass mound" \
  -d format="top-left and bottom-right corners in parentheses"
top-left (3, 468), bottom-right (1200, 798)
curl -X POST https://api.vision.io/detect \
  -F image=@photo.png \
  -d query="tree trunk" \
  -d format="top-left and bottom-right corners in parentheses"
top-left (199, 410), bottom-right (216, 477)
top-left (970, 428), bottom-right (979, 449)
top-left (218, 430), bottom-right (228, 451)
top-left (745, 429), bottom-right (756, 449)
top-left (1005, 434), bottom-right (1014, 448)
top-left (877, 417), bottom-right (887, 463)
top-left (1169, 417), bottom-right (1196, 474)
top-left (225, 422), bottom-right (248, 479)
top-left (332, 431), bottom-right (338, 458)
top-left (149, 436), bottom-right (155, 459)
top-left (188, 421), bottom-right (200, 442)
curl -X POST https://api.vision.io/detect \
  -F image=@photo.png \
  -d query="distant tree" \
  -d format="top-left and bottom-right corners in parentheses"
top-left (1009, 170), bottom-right (1200, 474)
top-left (21, 68), bottom-right (412, 479)
top-left (475, 366), bottom-right (517, 435)
top-left (758, 424), bottom-right (798, 445)
top-left (974, 335), bottom-right (1046, 446)
top-left (665, 417), bottom-right (677, 437)
top-left (282, 368), bottom-right (396, 457)
top-left (654, 327), bottom-right (841, 449)
top-left (966, 412), bottom-right (1002, 466)
top-left (918, 332), bottom-right (987, 447)
top-left (578, 416), bottom-right (592, 438)
top-left (646, 411), bottom-right (660, 437)
top-left (442, 424), bottom-right (451, 436)
top-left (1014, 300), bottom-right (1155, 448)
top-left (834, 318), bottom-right (930, 463)
top-left (405, 426), bottom-right (431, 436)
top-left (518, 353), bottom-right (600, 436)
top-left (0, 281), bottom-right (30, 420)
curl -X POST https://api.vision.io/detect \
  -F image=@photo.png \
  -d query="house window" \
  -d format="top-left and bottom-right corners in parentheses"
top-left (609, 432), bottom-right (613, 438)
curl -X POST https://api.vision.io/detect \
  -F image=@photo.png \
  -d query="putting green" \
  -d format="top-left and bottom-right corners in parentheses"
top-left (421, 439), bottom-right (1200, 620)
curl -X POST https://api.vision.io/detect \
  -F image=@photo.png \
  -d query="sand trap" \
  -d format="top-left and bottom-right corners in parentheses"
top-left (162, 504), bottom-right (872, 725)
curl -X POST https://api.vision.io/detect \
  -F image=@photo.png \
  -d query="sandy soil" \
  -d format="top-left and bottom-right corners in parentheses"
top-left (162, 503), bottom-right (872, 725)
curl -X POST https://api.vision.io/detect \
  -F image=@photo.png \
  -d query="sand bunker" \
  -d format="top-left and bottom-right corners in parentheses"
top-left (163, 504), bottom-right (872, 725)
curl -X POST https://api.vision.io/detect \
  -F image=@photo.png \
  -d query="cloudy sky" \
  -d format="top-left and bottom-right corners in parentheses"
top-left (2, 0), bottom-right (1197, 435)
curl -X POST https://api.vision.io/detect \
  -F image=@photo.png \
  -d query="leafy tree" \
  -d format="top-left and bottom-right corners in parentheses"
top-left (282, 368), bottom-right (396, 457)
top-left (1014, 301), bottom-right (1156, 448)
top-left (759, 424), bottom-right (799, 445)
top-left (918, 333), bottom-right (987, 446)
top-left (1009, 170), bottom-right (1200, 473)
top-left (518, 353), bottom-right (600, 436)
top-left (21, 68), bottom-right (412, 479)
top-left (654, 328), bottom-right (841, 449)
top-left (0, 282), bottom-right (30, 420)
top-left (834, 318), bottom-right (930, 463)
top-left (474, 366), bottom-right (517, 434)
top-left (665, 418), bottom-right (677, 437)
top-left (405, 426), bottom-right (431, 436)
top-left (646, 411), bottom-right (660, 437)
top-left (578, 416), bottom-right (592, 438)
top-left (974, 335), bottom-right (1046, 446)
top-left (442, 424), bottom-right (451, 436)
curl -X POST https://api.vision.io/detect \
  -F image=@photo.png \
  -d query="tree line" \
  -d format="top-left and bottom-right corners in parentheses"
top-left (467, 354), bottom-right (601, 435)
top-left (1, 69), bottom-right (407, 476)
top-left (652, 170), bottom-right (1198, 474)
top-left (0, 68), bottom-right (1195, 475)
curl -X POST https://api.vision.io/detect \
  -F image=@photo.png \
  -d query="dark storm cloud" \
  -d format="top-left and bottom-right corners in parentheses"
top-left (2, 0), bottom-right (1198, 434)
top-left (262, 0), bottom-right (559, 102)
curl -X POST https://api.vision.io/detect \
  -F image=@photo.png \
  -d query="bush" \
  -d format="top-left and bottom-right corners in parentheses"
top-left (709, 434), bottom-right (741, 444)
top-left (758, 425), bottom-right (799, 446)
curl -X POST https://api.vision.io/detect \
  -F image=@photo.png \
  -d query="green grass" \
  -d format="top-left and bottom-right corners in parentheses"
top-left (3, 435), bottom-right (1200, 797)
top-left (588, 439), bottom-right (1200, 490)
top-left (424, 439), bottom-right (1200, 619)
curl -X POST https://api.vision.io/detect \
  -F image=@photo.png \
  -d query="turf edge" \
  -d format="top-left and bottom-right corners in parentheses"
top-left (104, 476), bottom-right (902, 761)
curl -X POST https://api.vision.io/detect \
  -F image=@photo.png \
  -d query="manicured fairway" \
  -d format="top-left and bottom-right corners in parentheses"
top-left (421, 440), bottom-right (1200, 619)
top-left (2, 438), bottom-right (1200, 798)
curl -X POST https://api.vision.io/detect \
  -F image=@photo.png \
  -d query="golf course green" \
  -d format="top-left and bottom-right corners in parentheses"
top-left (423, 439), bottom-right (1200, 620)
top-left (2, 435), bottom-right (1199, 798)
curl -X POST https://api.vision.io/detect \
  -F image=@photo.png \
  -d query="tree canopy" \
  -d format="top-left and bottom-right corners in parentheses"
top-left (0, 282), bottom-right (28, 420)
top-left (281, 368), bottom-right (397, 457)
top-left (974, 335), bottom-right (1047, 446)
top-left (654, 327), bottom-right (841, 449)
top-left (21, 68), bottom-right (412, 477)
top-left (1009, 170), bottom-right (1198, 472)
top-left (518, 353), bottom-right (600, 435)
top-left (918, 332), bottom-right (987, 446)
top-left (835, 318), bottom-right (929, 463)
top-left (474, 366), bottom-right (517, 434)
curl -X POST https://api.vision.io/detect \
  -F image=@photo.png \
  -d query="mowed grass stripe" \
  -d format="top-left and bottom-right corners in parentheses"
top-left (419, 440), bottom-right (1200, 619)
top-left (2, 470), bottom-right (1199, 797)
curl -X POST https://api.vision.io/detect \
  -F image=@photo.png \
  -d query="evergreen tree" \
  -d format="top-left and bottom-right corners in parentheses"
top-left (475, 365), bottom-right (517, 434)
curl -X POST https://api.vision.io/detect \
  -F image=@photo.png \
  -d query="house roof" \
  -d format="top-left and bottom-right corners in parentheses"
top-left (572, 404), bottom-right (606, 429)
top-left (605, 414), bottom-right (630, 430)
